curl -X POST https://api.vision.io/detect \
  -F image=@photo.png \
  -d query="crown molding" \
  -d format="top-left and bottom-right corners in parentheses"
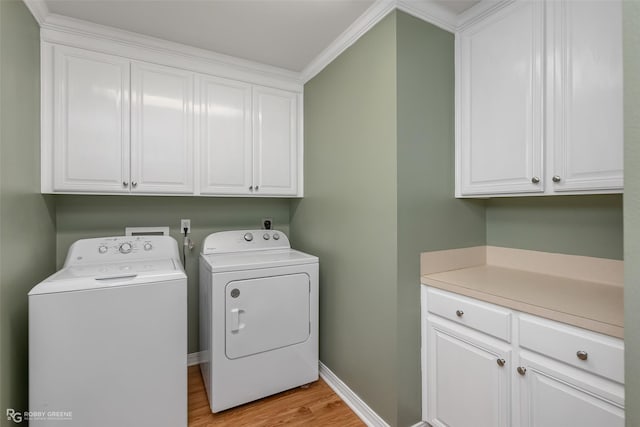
top-left (457, 0), bottom-right (515, 31)
top-left (22, 0), bottom-right (49, 25)
top-left (299, 0), bottom-right (397, 83)
top-left (40, 13), bottom-right (302, 87)
top-left (300, 0), bottom-right (462, 83)
top-left (24, 0), bottom-right (498, 88)
top-left (396, 0), bottom-right (458, 33)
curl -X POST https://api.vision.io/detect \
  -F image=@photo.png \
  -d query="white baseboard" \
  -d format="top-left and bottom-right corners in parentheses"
top-left (409, 422), bottom-right (430, 427)
top-left (187, 351), bottom-right (203, 366)
top-left (319, 362), bottom-right (390, 427)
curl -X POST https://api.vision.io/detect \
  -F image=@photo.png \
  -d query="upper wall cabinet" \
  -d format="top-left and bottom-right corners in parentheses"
top-left (252, 87), bottom-right (298, 196)
top-left (456, 0), bottom-right (623, 197)
top-left (131, 62), bottom-right (194, 194)
top-left (49, 45), bottom-right (131, 193)
top-left (198, 79), bottom-right (298, 196)
top-left (41, 39), bottom-right (303, 197)
top-left (199, 76), bottom-right (253, 195)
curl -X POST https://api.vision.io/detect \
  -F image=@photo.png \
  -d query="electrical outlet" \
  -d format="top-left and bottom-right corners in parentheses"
top-left (262, 218), bottom-right (273, 230)
top-left (180, 219), bottom-right (191, 234)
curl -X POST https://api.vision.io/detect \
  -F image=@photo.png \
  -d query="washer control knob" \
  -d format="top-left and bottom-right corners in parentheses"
top-left (143, 242), bottom-right (153, 251)
top-left (273, 233), bottom-right (280, 240)
top-left (98, 245), bottom-right (108, 254)
top-left (119, 242), bottom-right (133, 254)
top-left (263, 233), bottom-right (270, 240)
top-left (244, 233), bottom-right (253, 242)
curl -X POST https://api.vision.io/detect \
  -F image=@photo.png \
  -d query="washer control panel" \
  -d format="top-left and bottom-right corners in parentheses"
top-left (202, 230), bottom-right (290, 254)
top-left (64, 235), bottom-right (180, 266)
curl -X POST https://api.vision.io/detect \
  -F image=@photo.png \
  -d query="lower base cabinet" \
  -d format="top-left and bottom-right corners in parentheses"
top-left (517, 352), bottom-right (624, 427)
top-left (427, 317), bottom-right (511, 427)
top-left (421, 286), bottom-right (625, 427)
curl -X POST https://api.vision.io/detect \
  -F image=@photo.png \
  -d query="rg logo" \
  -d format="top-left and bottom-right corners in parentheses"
top-left (6, 409), bottom-right (23, 423)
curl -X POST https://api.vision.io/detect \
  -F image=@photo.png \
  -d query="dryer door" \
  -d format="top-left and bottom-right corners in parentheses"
top-left (225, 273), bottom-right (310, 359)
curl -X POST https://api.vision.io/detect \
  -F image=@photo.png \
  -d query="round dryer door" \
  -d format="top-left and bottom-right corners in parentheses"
top-left (225, 273), bottom-right (310, 359)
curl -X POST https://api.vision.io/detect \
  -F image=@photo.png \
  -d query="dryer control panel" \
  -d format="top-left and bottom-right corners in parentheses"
top-left (202, 230), bottom-right (290, 255)
top-left (64, 236), bottom-right (181, 266)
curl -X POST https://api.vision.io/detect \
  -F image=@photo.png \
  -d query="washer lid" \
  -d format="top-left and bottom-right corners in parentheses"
top-left (29, 259), bottom-right (186, 295)
top-left (201, 249), bottom-right (318, 273)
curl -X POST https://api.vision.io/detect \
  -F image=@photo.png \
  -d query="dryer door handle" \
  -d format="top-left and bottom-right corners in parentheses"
top-left (230, 308), bottom-right (245, 333)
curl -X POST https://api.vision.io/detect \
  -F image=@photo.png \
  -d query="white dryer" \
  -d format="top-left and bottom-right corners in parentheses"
top-left (29, 236), bottom-right (187, 427)
top-left (199, 229), bottom-right (318, 412)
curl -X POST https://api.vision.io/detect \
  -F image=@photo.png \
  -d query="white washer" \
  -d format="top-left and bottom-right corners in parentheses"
top-left (29, 236), bottom-right (187, 427)
top-left (199, 229), bottom-right (318, 412)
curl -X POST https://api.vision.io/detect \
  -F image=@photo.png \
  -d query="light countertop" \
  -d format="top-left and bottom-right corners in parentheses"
top-left (420, 246), bottom-right (624, 338)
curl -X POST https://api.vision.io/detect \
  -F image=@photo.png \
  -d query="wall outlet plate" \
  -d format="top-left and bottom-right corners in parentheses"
top-left (181, 219), bottom-right (191, 234)
top-left (262, 218), bottom-right (273, 230)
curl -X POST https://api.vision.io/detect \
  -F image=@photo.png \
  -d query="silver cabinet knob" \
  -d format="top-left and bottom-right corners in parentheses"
top-left (576, 351), bottom-right (588, 361)
top-left (455, 310), bottom-right (464, 317)
top-left (517, 367), bottom-right (527, 375)
top-left (255, 185), bottom-right (259, 191)
top-left (552, 175), bottom-right (561, 183)
top-left (531, 176), bottom-right (540, 184)
top-left (497, 359), bottom-right (505, 367)
top-left (123, 181), bottom-right (129, 187)
top-left (132, 182), bottom-right (138, 188)
top-left (249, 186), bottom-right (253, 191)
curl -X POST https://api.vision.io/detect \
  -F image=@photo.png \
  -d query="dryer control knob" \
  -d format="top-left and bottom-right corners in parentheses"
top-left (273, 233), bottom-right (280, 240)
top-left (244, 233), bottom-right (254, 242)
top-left (263, 233), bottom-right (270, 240)
top-left (119, 242), bottom-right (133, 254)
top-left (143, 242), bottom-right (153, 251)
top-left (98, 245), bottom-right (108, 254)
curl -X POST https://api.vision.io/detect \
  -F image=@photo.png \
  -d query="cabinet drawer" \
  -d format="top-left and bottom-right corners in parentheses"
top-left (519, 315), bottom-right (624, 383)
top-left (426, 288), bottom-right (512, 342)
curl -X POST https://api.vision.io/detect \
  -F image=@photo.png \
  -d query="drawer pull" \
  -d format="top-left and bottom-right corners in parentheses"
top-left (455, 310), bottom-right (464, 317)
top-left (577, 351), bottom-right (588, 361)
top-left (496, 359), bottom-right (505, 367)
top-left (517, 367), bottom-right (527, 375)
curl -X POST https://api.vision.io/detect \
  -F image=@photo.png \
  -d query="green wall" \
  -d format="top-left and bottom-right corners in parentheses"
top-left (624, 1), bottom-right (640, 425)
top-left (395, 12), bottom-right (485, 426)
top-left (486, 195), bottom-right (623, 259)
top-left (292, 11), bottom-right (486, 426)
top-left (290, 12), bottom-right (399, 424)
top-left (55, 195), bottom-right (290, 353)
top-left (0, 0), bottom-right (57, 422)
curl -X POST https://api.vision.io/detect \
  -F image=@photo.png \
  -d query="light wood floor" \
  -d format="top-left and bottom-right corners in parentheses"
top-left (188, 366), bottom-right (366, 426)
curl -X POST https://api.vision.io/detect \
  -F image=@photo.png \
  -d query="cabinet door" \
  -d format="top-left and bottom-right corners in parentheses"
top-left (53, 46), bottom-right (130, 192)
top-left (426, 316), bottom-right (511, 427)
top-left (548, 0), bottom-right (623, 192)
top-left (252, 87), bottom-right (298, 196)
top-left (518, 352), bottom-right (624, 427)
top-left (199, 76), bottom-right (253, 195)
top-left (457, 1), bottom-right (544, 196)
top-left (131, 62), bottom-right (194, 194)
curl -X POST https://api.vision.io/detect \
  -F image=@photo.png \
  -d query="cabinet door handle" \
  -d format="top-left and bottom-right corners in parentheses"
top-left (249, 186), bottom-right (253, 191)
top-left (531, 176), bottom-right (540, 184)
top-left (576, 351), bottom-right (588, 361)
top-left (497, 359), bottom-right (505, 367)
top-left (123, 181), bottom-right (129, 187)
top-left (455, 310), bottom-right (464, 317)
top-left (132, 182), bottom-right (137, 188)
top-left (552, 175), bottom-right (562, 183)
top-left (517, 367), bottom-right (527, 375)
top-left (255, 185), bottom-right (259, 191)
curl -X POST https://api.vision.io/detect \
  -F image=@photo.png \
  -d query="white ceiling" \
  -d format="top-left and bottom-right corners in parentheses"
top-left (43, 0), bottom-right (480, 72)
